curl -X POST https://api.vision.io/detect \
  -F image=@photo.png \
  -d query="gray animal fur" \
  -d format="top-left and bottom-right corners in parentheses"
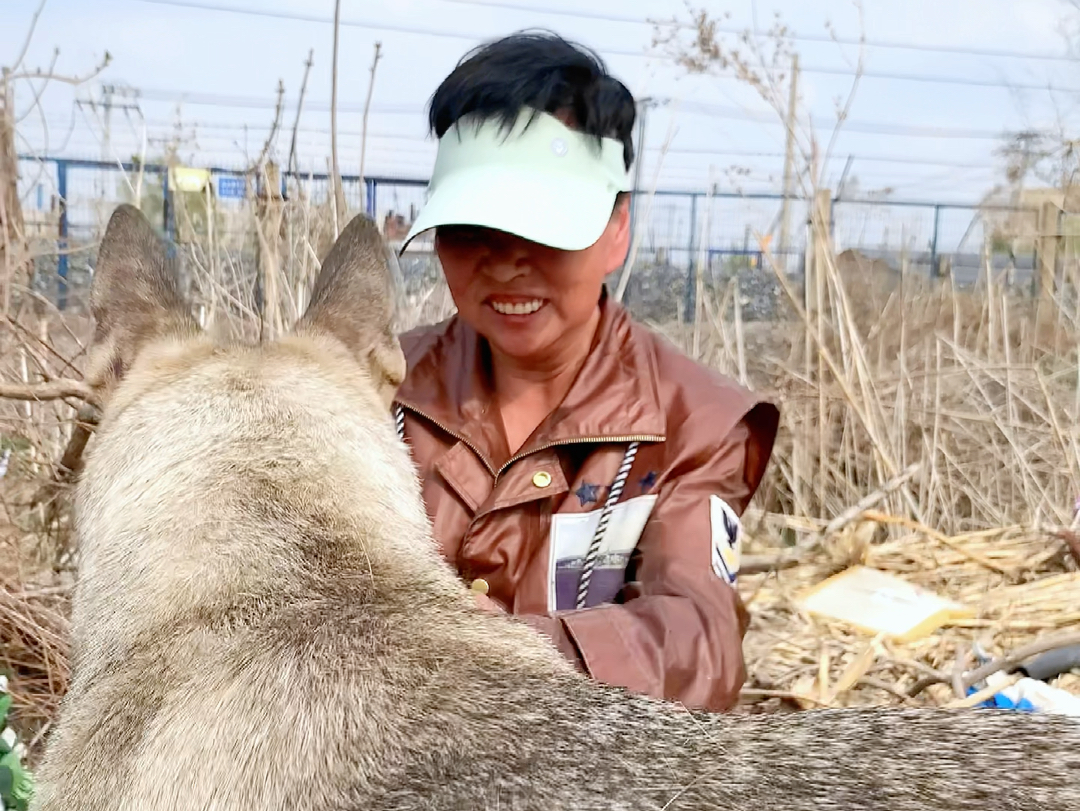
top-left (30, 204), bottom-right (1080, 810)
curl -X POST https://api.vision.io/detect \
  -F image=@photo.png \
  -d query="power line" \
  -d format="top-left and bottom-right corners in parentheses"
top-left (657, 147), bottom-right (997, 170)
top-left (134, 87), bottom-right (417, 114)
top-left (127, 0), bottom-right (1080, 93)
top-left (44, 83), bottom-right (1035, 145)
top-left (673, 101), bottom-right (1012, 140)
top-left (438, 0), bottom-right (1077, 64)
top-left (25, 117), bottom-right (1004, 170)
top-left (126, 0), bottom-right (645, 57)
top-left (122, 86), bottom-right (1019, 142)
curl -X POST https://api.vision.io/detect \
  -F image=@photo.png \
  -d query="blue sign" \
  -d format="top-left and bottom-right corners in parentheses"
top-left (218, 175), bottom-right (246, 199)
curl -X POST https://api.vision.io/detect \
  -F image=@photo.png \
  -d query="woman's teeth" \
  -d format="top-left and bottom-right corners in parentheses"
top-left (490, 299), bottom-right (544, 315)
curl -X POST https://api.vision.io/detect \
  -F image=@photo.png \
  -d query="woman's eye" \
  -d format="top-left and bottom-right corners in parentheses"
top-left (437, 226), bottom-right (483, 244)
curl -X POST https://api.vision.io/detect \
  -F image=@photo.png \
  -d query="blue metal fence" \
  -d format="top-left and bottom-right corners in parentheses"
top-left (15, 155), bottom-right (1041, 315)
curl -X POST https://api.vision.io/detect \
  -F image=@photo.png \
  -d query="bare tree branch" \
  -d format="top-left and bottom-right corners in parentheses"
top-left (818, 1), bottom-right (866, 188)
top-left (249, 79), bottom-right (285, 174)
top-left (359, 42), bottom-right (383, 184)
top-left (6, 51), bottom-right (112, 86)
top-left (288, 49), bottom-right (314, 178)
top-left (13, 48), bottom-right (58, 124)
top-left (11, 0), bottom-right (49, 76)
top-left (0, 379), bottom-right (96, 405)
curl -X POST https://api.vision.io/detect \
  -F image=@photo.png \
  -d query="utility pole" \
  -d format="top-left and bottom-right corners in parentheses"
top-left (95, 83), bottom-right (141, 161)
top-left (80, 84), bottom-right (140, 197)
top-left (101, 84), bottom-right (115, 164)
top-left (779, 54), bottom-right (800, 254)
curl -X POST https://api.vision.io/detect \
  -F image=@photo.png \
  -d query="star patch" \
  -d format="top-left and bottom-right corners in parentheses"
top-left (575, 482), bottom-right (601, 506)
top-left (639, 471), bottom-right (658, 492)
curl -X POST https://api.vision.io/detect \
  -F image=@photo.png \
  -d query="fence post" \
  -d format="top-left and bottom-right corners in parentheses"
top-left (929, 205), bottom-right (942, 278)
top-left (365, 178), bottom-right (376, 218)
top-left (56, 158), bottom-right (68, 312)
top-left (162, 167), bottom-right (174, 238)
top-left (684, 192), bottom-right (698, 322)
top-left (1035, 200), bottom-right (1060, 301)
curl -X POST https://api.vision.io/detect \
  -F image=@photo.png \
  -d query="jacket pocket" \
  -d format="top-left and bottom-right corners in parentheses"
top-left (547, 495), bottom-right (658, 612)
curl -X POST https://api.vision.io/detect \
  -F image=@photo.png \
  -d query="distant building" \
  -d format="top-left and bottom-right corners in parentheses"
top-left (382, 207), bottom-right (416, 244)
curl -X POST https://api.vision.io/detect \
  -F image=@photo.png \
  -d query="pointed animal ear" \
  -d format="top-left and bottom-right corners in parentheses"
top-left (294, 213), bottom-right (406, 409)
top-left (84, 204), bottom-right (200, 400)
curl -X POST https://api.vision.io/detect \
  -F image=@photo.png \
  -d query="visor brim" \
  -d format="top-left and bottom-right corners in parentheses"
top-left (399, 165), bottom-right (622, 253)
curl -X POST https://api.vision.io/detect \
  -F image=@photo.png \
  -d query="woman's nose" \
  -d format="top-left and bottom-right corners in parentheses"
top-left (479, 236), bottom-right (530, 281)
top-left (484, 259), bottom-right (528, 283)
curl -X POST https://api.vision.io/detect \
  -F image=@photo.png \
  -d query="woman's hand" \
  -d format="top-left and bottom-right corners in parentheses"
top-left (469, 579), bottom-right (504, 613)
top-left (473, 591), bottom-right (505, 613)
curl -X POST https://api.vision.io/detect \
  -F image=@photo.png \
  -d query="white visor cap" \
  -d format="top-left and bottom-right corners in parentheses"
top-left (400, 107), bottom-right (632, 253)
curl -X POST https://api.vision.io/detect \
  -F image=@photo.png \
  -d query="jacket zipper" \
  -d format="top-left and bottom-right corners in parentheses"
top-left (395, 402), bottom-right (664, 486)
top-left (495, 434), bottom-right (664, 485)
top-left (395, 402), bottom-right (498, 476)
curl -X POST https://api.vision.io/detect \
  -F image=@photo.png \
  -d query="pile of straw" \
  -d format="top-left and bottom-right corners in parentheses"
top-left (0, 469), bottom-right (72, 766)
top-left (0, 577), bottom-right (69, 759)
top-left (738, 511), bottom-right (1080, 712)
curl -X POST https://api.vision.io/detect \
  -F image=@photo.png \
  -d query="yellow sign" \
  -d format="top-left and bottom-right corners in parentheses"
top-left (799, 565), bottom-right (974, 643)
top-left (169, 166), bottom-right (211, 194)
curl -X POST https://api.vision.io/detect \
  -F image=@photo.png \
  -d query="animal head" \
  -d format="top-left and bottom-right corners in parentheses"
top-left (84, 203), bottom-right (406, 412)
top-left (69, 205), bottom-right (445, 668)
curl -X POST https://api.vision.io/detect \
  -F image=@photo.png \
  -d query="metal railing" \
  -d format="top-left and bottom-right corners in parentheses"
top-left (15, 156), bottom-right (1043, 316)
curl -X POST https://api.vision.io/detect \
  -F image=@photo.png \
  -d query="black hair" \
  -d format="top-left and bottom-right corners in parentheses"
top-left (428, 30), bottom-right (637, 171)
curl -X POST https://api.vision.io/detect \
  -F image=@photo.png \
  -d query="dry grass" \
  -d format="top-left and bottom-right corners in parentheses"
top-left (646, 245), bottom-right (1080, 714)
top-left (0, 467), bottom-right (73, 767)
top-left (1, 183), bottom-right (1079, 763)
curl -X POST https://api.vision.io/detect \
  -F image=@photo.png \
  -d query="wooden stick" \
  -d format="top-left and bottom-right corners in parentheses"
top-left (859, 509), bottom-right (1012, 576)
top-left (358, 42), bottom-right (382, 185)
top-left (329, 0), bottom-right (346, 234)
top-left (1051, 528), bottom-right (1080, 568)
top-left (944, 675), bottom-right (1021, 709)
top-left (908, 630), bottom-right (1080, 697)
top-left (28, 404), bottom-right (99, 523)
top-left (0, 378), bottom-right (95, 403)
top-left (740, 552), bottom-right (802, 575)
top-left (820, 462), bottom-right (922, 539)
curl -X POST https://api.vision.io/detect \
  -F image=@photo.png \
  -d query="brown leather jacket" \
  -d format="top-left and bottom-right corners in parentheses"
top-left (393, 290), bottom-right (779, 711)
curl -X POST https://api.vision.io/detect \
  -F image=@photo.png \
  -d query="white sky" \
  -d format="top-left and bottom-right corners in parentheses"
top-left (5, 0), bottom-right (1080, 205)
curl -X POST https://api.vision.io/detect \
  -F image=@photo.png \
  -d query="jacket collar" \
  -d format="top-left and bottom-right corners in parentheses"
top-left (394, 287), bottom-right (666, 473)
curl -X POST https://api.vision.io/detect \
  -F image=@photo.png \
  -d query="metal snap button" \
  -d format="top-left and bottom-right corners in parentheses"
top-left (532, 470), bottom-right (552, 488)
top-left (470, 578), bottom-right (489, 595)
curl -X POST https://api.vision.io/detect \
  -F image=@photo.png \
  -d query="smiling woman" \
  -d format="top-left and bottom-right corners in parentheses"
top-left (391, 30), bottom-right (780, 713)
top-left (434, 212), bottom-right (625, 399)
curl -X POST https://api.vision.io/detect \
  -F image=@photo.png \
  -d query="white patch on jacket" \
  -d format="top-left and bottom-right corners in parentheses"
top-left (547, 495), bottom-right (658, 611)
top-left (709, 495), bottom-right (741, 586)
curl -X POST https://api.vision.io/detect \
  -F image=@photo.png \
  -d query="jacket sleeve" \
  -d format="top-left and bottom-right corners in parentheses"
top-left (522, 399), bottom-right (779, 712)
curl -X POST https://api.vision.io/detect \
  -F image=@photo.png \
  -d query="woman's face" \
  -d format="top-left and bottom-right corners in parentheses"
top-left (435, 199), bottom-right (630, 369)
